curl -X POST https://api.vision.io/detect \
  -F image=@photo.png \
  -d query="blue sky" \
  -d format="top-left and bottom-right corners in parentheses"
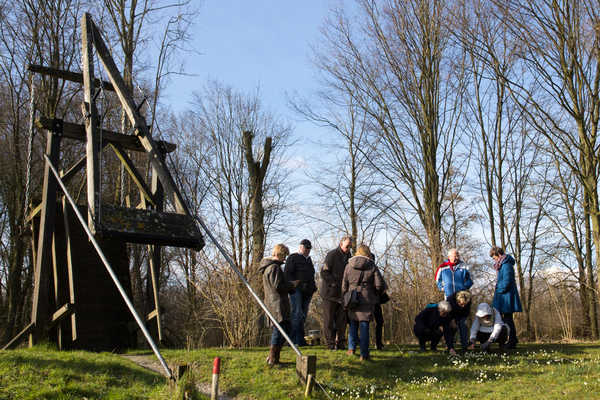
top-left (165, 0), bottom-right (333, 127)
top-left (162, 0), bottom-right (344, 248)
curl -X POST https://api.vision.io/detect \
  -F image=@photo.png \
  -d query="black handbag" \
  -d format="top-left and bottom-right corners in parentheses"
top-left (378, 291), bottom-right (390, 304)
top-left (342, 271), bottom-right (364, 309)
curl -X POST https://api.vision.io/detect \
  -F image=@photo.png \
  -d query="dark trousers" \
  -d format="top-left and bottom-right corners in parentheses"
top-left (502, 313), bottom-right (518, 344)
top-left (413, 326), bottom-right (443, 350)
top-left (475, 325), bottom-right (508, 347)
top-left (374, 303), bottom-right (384, 346)
top-left (322, 298), bottom-right (347, 349)
top-left (271, 320), bottom-right (292, 346)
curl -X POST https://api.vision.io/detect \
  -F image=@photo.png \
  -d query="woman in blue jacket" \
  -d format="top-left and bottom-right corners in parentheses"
top-left (490, 246), bottom-right (523, 349)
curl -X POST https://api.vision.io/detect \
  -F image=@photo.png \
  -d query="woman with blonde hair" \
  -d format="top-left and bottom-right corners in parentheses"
top-left (342, 244), bottom-right (385, 361)
top-left (259, 244), bottom-right (299, 366)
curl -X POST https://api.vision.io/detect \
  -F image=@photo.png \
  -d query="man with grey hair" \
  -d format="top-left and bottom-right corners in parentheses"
top-left (435, 248), bottom-right (473, 299)
top-left (320, 235), bottom-right (353, 350)
top-left (413, 301), bottom-right (456, 355)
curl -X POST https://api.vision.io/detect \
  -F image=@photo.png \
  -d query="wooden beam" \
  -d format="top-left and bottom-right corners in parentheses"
top-left (110, 142), bottom-right (155, 206)
top-left (30, 130), bottom-right (62, 345)
top-left (27, 64), bottom-right (116, 92)
top-left (2, 322), bottom-right (35, 350)
top-left (86, 15), bottom-right (188, 215)
top-left (62, 198), bottom-right (77, 341)
top-left (46, 303), bottom-right (75, 331)
top-left (81, 14), bottom-right (101, 234)
top-left (36, 116), bottom-right (177, 153)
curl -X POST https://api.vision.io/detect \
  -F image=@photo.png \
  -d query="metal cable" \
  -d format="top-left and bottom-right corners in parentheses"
top-left (24, 73), bottom-right (36, 221)
top-left (312, 376), bottom-right (333, 400)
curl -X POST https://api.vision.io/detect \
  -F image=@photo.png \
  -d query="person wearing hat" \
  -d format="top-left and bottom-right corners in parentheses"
top-left (284, 239), bottom-right (317, 346)
top-left (468, 303), bottom-right (508, 353)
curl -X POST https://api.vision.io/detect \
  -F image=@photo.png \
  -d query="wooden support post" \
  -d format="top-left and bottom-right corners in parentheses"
top-left (304, 374), bottom-right (315, 397)
top-left (51, 228), bottom-right (61, 348)
top-left (147, 165), bottom-right (165, 342)
top-left (296, 355), bottom-right (317, 386)
top-left (81, 14), bottom-right (101, 233)
top-left (30, 129), bottom-right (62, 345)
top-left (168, 364), bottom-right (188, 396)
top-left (62, 198), bottom-right (77, 341)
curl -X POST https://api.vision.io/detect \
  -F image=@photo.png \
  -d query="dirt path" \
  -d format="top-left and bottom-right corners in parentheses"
top-left (122, 354), bottom-right (235, 399)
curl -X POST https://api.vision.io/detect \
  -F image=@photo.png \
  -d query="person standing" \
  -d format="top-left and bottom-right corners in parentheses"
top-left (435, 248), bottom-right (473, 299)
top-left (342, 245), bottom-right (385, 361)
top-left (259, 244), bottom-right (300, 366)
top-left (490, 246), bottom-right (523, 350)
top-left (320, 235), bottom-right (353, 350)
top-left (284, 239), bottom-right (317, 347)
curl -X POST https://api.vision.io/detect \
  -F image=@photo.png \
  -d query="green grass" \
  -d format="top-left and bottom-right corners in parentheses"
top-left (0, 342), bottom-right (170, 399)
top-left (2, 342), bottom-right (600, 399)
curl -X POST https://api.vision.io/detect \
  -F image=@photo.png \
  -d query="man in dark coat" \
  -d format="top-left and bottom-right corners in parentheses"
top-left (284, 239), bottom-right (317, 346)
top-left (413, 301), bottom-right (456, 355)
top-left (320, 235), bottom-right (353, 350)
top-left (259, 244), bottom-right (299, 366)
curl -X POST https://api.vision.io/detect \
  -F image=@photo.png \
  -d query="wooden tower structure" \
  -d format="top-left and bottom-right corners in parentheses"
top-left (4, 13), bottom-right (204, 352)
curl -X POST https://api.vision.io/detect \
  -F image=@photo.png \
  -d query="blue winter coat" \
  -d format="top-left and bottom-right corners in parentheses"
top-left (491, 254), bottom-right (523, 314)
top-left (435, 260), bottom-right (473, 298)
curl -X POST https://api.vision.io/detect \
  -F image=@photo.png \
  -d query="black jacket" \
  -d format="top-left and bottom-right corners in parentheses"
top-left (320, 246), bottom-right (351, 302)
top-left (414, 305), bottom-right (454, 349)
top-left (284, 253), bottom-right (317, 293)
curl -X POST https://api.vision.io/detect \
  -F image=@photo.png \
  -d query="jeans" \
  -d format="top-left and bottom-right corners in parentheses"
top-left (348, 320), bottom-right (370, 358)
top-left (451, 317), bottom-right (469, 349)
top-left (290, 288), bottom-right (313, 345)
top-left (271, 321), bottom-right (292, 346)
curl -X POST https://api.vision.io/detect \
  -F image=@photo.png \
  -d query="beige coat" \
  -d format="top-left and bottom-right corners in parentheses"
top-left (342, 255), bottom-right (385, 322)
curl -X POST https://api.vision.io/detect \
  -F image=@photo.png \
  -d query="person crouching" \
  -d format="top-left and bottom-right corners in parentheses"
top-left (413, 301), bottom-right (456, 355)
top-left (258, 244), bottom-right (300, 366)
top-left (469, 303), bottom-right (509, 353)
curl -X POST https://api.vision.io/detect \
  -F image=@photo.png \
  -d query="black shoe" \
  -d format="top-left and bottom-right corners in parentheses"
top-left (505, 342), bottom-right (516, 350)
top-left (376, 343), bottom-right (385, 350)
top-left (419, 347), bottom-right (427, 352)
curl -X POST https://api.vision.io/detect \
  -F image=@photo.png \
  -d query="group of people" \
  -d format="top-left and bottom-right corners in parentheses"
top-left (259, 237), bottom-right (523, 367)
top-left (260, 236), bottom-right (387, 366)
top-left (414, 247), bottom-right (523, 354)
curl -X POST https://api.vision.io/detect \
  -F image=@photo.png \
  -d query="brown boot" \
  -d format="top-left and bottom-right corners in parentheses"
top-left (346, 349), bottom-right (355, 355)
top-left (266, 345), bottom-right (277, 366)
top-left (273, 345), bottom-right (287, 367)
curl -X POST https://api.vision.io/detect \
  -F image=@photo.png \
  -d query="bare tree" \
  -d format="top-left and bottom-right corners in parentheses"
top-left (166, 80), bottom-right (293, 347)
top-left (287, 90), bottom-right (387, 251)
top-left (0, 0), bottom-right (83, 344)
top-left (311, 0), bottom-right (469, 272)
top-left (493, 0), bottom-right (600, 338)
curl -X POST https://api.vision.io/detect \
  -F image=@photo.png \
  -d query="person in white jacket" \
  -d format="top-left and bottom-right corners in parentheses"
top-left (468, 303), bottom-right (509, 353)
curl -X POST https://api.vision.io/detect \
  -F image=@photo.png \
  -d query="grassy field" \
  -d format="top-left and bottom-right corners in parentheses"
top-left (1, 342), bottom-right (600, 399)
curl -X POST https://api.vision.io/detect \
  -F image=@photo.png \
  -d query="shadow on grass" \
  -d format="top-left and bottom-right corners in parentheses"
top-left (1, 350), bottom-right (166, 398)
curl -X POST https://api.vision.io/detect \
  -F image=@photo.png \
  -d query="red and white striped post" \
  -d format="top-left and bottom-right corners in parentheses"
top-left (211, 357), bottom-right (221, 400)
